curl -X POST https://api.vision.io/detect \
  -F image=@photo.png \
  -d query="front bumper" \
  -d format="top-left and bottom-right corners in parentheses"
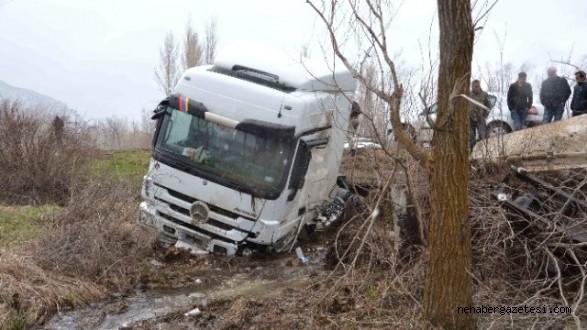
top-left (137, 201), bottom-right (296, 255)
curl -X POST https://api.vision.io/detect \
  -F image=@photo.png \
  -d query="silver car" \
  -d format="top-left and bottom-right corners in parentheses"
top-left (417, 94), bottom-right (549, 142)
top-left (343, 137), bottom-right (382, 150)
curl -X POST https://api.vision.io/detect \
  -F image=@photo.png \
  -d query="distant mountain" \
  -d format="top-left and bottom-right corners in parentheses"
top-left (0, 79), bottom-right (78, 118)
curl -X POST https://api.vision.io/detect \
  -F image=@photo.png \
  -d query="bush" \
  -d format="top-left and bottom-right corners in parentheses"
top-left (0, 99), bottom-right (91, 205)
top-left (32, 175), bottom-right (155, 292)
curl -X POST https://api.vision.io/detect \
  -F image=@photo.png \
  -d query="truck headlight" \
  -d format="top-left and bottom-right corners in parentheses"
top-left (138, 210), bottom-right (155, 227)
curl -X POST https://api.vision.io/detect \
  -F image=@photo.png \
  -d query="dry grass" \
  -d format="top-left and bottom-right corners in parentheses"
top-left (0, 175), bottom-right (155, 329)
top-left (468, 168), bottom-right (587, 328)
top-left (0, 253), bottom-right (105, 329)
top-left (302, 153), bottom-right (587, 329)
top-left (32, 175), bottom-right (155, 291)
top-left (0, 100), bottom-right (157, 329)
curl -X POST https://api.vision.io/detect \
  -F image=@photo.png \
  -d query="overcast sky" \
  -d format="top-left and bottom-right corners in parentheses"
top-left (0, 0), bottom-right (586, 121)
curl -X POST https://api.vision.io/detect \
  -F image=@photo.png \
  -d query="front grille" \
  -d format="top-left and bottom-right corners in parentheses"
top-left (157, 211), bottom-right (244, 245)
top-left (153, 183), bottom-right (258, 246)
top-left (160, 184), bottom-right (254, 221)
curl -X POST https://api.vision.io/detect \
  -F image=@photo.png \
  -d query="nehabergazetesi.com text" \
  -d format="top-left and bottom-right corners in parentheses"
top-left (457, 305), bottom-right (571, 315)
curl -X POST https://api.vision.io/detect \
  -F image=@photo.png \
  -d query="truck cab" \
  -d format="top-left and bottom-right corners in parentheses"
top-left (137, 45), bottom-right (357, 255)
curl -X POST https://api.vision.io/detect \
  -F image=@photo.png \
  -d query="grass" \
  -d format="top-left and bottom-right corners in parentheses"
top-left (0, 150), bottom-right (149, 247)
top-left (91, 149), bottom-right (151, 182)
top-left (0, 205), bottom-right (60, 246)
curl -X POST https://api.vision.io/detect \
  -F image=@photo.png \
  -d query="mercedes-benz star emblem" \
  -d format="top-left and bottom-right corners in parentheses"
top-left (189, 201), bottom-right (210, 224)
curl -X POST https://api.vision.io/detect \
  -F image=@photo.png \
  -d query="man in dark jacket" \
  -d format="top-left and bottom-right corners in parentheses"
top-left (469, 79), bottom-right (491, 150)
top-left (507, 72), bottom-right (533, 131)
top-left (571, 70), bottom-right (587, 117)
top-left (540, 67), bottom-right (571, 123)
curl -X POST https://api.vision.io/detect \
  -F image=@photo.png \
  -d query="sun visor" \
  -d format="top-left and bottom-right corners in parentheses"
top-left (235, 120), bottom-right (295, 142)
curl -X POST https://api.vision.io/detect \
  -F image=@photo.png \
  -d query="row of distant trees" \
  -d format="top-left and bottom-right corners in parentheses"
top-left (88, 110), bottom-right (155, 149)
top-left (155, 18), bottom-right (219, 96)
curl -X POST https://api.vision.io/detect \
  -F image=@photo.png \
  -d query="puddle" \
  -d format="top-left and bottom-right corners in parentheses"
top-left (43, 291), bottom-right (205, 330)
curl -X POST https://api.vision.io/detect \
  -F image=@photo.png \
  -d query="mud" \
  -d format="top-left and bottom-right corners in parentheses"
top-left (41, 234), bottom-right (334, 330)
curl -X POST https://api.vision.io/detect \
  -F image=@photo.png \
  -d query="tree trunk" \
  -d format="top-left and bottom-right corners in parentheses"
top-left (423, 0), bottom-right (474, 329)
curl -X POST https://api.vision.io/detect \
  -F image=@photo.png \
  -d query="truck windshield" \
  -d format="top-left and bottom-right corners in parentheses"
top-left (155, 108), bottom-right (292, 196)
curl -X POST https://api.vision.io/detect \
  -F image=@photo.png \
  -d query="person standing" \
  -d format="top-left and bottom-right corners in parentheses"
top-left (571, 70), bottom-right (587, 117)
top-left (348, 101), bottom-right (361, 156)
top-left (468, 79), bottom-right (491, 150)
top-left (540, 67), bottom-right (571, 123)
top-left (507, 72), bottom-right (533, 131)
top-left (52, 115), bottom-right (65, 147)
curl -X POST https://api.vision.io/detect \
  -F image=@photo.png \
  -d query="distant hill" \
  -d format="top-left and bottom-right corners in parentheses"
top-left (0, 79), bottom-right (78, 118)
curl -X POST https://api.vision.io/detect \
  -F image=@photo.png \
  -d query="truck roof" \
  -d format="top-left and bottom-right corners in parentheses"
top-left (213, 42), bottom-right (356, 93)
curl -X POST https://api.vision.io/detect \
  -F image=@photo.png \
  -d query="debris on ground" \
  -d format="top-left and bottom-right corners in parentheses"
top-left (184, 308), bottom-right (201, 318)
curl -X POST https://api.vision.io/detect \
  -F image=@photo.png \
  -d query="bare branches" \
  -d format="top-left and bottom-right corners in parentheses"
top-left (551, 60), bottom-right (582, 73)
top-left (473, 0), bottom-right (500, 29)
top-left (154, 32), bottom-right (180, 96)
top-left (182, 19), bottom-right (203, 70)
top-left (306, 0), bottom-right (430, 165)
top-left (204, 17), bottom-right (219, 65)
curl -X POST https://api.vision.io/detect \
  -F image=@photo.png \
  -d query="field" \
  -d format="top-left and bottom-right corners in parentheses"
top-left (0, 205), bottom-right (60, 247)
top-left (90, 149), bottom-right (151, 181)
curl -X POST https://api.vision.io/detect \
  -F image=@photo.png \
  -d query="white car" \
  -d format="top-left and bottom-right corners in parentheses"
top-left (410, 94), bottom-right (574, 143)
top-left (343, 137), bottom-right (382, 150)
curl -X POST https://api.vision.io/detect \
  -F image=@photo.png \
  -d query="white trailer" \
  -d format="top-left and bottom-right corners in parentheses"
top-left (137, 45), bottom-right (357, 255)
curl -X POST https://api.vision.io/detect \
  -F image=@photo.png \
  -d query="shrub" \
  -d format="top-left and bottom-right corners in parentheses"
top-left (32, 175), bottom-right (155, 292)
top-left (0, 99), bottom-right (91, 205)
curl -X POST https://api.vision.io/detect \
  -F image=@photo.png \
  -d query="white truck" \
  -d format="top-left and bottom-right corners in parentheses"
top-left (137, 45), bottom-right (357, 255)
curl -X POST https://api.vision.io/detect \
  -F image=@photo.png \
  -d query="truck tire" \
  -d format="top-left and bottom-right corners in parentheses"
top-left (487, 121), bottom-right (512, 137)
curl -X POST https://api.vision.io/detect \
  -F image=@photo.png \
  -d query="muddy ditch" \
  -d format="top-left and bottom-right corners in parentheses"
top-left (40, 232), bottom-right (335, 330)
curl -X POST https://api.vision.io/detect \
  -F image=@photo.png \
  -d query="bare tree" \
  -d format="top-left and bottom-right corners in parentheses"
top-left (356, 59), bottom-right (389, 143)
top-left (203, 17), bottom-right (219, 64)
top-left (182, 19), bottom-right (203, 70)
top-left (155, 32), bottom-right (180, 96)
top-left (480, 29), bottom-right (513, 93)
top-left (308, 0), bottom-right (484, 327)
top-left (104, 116), bottom-right (125, 149)
top-left (140, 108), bottom-right (156, 135)
top-left (421, 1), bottom-right (475, 328)
top-left (299, 42), bottom-right (312, 60)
